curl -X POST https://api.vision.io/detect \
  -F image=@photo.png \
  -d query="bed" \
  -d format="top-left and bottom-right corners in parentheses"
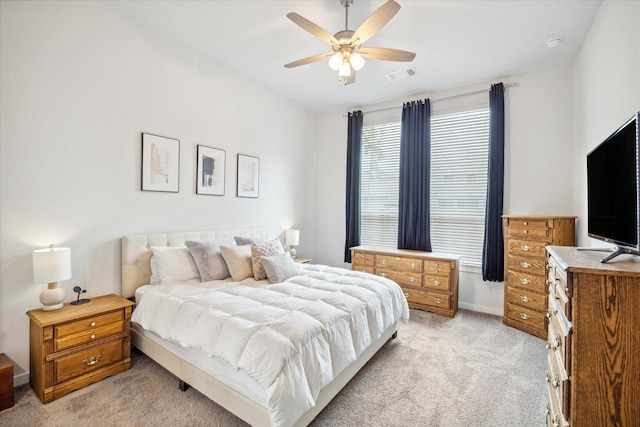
top-left (122, 227), bottom-right (409, 427)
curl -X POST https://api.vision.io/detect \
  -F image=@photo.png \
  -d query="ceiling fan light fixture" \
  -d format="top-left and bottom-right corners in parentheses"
top-left (329, 52), bottom-right (344, 70)
top-left (349, 52), bottom-right (365, 70)
top-left (338, 60), bottom-right (351, 77)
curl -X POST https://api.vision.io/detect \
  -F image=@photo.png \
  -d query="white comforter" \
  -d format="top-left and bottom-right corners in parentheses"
top-left (131, 264), bottom-right (410, 427)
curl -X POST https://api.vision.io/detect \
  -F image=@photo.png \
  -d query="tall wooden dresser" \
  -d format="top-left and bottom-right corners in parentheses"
top-left (502, 216), bottom-right (576, 339)
top-left (546, 246), bottom-right (640, 427)
top-left (351, 245), bottom-right (459, 318)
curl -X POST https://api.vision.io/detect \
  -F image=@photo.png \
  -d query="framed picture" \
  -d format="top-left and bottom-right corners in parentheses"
top-left (196, 145), bottom-right (226, 196)
top-left (141, 133), bottom-right (180, 192)
top-left (236, 154), bottom-right (259, 198)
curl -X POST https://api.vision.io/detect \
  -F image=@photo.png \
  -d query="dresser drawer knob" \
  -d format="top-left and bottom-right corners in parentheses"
top-left (381, 259), bottom-right (387, 265)
top-left (520, 244), bottom-right (531, 251)
top-left (523, 230), bottom-right (528, 234)
top-left (520, 262), bottom-right (531, 268)
top-left (433, 280), bottom-right (441, 286)
top-left (520, 295), bottom-right (530, 303)
top-left (523, 222), bottom-right (528, 225)
top-left (380, 273), bottom-right (386, 278)
top-left (409, 277), bottom-right (416, 283)
top-left (410, 263), bottom-right (416, 268)
top-left (434, 270), bottom-right (439, 274)
top-left (434, 298), bottom-right (444, 304)
top-left (552, 415), bottom-right (561, 427)
top-left (90, 334), bottom-right (96, 339)
top-left (90, 322), bottom-right (97, 327)
top-left (83, 355), bottom-right (101, 366)
top-left (519, 312), bottom-right (529, 320)
top-left (404, 292), bottom-right (411, 299)
top-left (520, 278), bottom-right (530, 285)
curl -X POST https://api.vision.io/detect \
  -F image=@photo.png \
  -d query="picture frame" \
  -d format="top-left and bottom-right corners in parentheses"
top-left (141, 133), bottom-right (180, 192)
top-left (236, 154), bottom-right (259, 198)
top-left (196, 145), bottom-right (226, 196)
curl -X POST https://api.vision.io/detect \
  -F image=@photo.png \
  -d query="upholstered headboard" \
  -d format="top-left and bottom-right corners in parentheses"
top-left (121, 227), bottom-right (273, 299)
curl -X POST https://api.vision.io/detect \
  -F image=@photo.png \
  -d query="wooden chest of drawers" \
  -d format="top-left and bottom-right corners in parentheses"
top-left (0, 353), bottom-right (13, 411)
top-left (27, 294), bottom-right (135, 403)
top-left (502, 216), bottom-right (575, 339)
top-left (545, 246), bottom-right (640, 427)
top-left (351, 245), bottom-right (459, 318)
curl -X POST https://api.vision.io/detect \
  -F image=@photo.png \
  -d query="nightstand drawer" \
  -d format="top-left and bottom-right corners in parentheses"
top-left (55, 339), bottom-right (124, 384)
top-left (55, 320), bottom-right (125, 352)
top-left (55, 311), bottom-right (123, 338)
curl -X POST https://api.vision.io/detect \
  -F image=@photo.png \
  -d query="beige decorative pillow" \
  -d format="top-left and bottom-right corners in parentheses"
top-left (250, 239), bottom-right (285, 280)
top-left (220, 245), bottom-right (253, 282)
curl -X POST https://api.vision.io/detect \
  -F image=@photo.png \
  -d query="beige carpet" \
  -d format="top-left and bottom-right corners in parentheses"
top-left (1, 309), bottom-right (547, 426)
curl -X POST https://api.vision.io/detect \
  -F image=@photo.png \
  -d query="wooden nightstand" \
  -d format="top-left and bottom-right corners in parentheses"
top-left (26, 294), bottom-right (135, 403)
top-left (293, 257), bottom-right (311, 264)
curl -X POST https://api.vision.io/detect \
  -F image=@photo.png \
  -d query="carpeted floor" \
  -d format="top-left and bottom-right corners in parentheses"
top-left (0, 309), bottom-right (547, 426)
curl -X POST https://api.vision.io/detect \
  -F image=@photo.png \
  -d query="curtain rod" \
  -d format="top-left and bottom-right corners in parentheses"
top-left (344, 82), bottom-right (518, 117)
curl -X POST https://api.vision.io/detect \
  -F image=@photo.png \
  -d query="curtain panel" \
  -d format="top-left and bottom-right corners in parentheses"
top-left (482, 83), bottom-right (505, 281)
top-left (344, 110), bottom-right (364, 263)
top-left (397, 99), bottom-right (432, 251)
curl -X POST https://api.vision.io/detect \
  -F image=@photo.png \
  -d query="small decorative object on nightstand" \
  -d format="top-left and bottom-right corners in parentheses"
top-left (26, 294), bottom-right (135, 403)
top-left (32, 245), bottom-right (72, 311)
top-left (293, 257), bottom-right (311, 264)
top-left (71, 286), bottom-right (90, 305)
top-left (285, 229), bottom-right (300, 258)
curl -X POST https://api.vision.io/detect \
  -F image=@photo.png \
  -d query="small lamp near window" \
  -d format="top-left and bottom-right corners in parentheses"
top-left (285, 229), bottom-right (300, 259)
top-left (33, 245), bottom-right (71, 311)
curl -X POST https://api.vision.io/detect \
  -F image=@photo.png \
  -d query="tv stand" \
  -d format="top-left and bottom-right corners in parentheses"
top-left (577, 245), bottom-right (640, 263)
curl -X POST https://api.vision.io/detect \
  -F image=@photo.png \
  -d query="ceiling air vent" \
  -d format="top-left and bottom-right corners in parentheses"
top-left (385, 68), bottom-right (416, 82)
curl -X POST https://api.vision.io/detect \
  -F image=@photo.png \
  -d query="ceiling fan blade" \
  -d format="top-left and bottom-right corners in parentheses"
top-left (359, 47), bottom-right (416, 62)
top-left (287, 12), bottom-right (339, 46)
top-left (350, 0), bottom-right (401, 46)
top-left (284, 52), bottom-right (334, 68)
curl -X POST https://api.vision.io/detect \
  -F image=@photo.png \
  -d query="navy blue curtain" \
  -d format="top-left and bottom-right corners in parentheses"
top-left (482, 83), bottom-right (505, 281)
top-left (398, 99), bottom-right (432, 251)
top-left (344, 110), bottom-right (363, 263)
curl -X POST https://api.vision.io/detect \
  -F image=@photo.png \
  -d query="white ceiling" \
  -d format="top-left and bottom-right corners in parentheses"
top-left (106, 0), bottom-right (602, 114)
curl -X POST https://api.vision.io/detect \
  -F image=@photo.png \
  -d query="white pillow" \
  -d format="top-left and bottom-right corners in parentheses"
top-left (220, 245), bottom-right (254, 282)
top-left (186, 237), bottom-right (235, 281)
top-left (261, 253), bottom-right (300, 284)
top-left (150, 246), bottom-right (200, 284)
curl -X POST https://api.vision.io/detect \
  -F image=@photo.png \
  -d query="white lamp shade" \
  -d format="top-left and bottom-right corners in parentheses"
top-left (285, 229), bottom-right (300, 246)
top-left (33, 246), bottom-right (72, 284)
top-left (329, 52), bottom-right (343, 71)
top-left (350, 52), bottom-right (365, 71)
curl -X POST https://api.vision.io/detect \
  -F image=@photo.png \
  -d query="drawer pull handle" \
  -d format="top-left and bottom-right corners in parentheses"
top-left (90, 334), bottom-right (96, 339)
top-left (90, 322), bottom-right (97, 327)
top-left (545, 372), bottom-right (559, 388)
top-left (409, 277), bottom-right (416, 283)
top-left (434, 298), bottom-right (444, 304)
top-left (381, 260), bottom-right (387, 265)
top-left (552, 415), bottom-right (561, 427)
top-left (520, 278), bottom-right (530, 285)
top-left (520, 262), bottom-right (531, 268)
top-left (433, 280), bottom-right (441, 286)
top-left (519, 312), bottom-right (529, 320)
top-left (523, 222), bottom-right (528, 226)
top-left (520, 295), bottom-right (530, 303)
top-left (380, 273), bottom-right (386, 278)
top-left (410, 263), bottom-right (416, 268)
top-left (434, 270), bottom-right (439, 274)
top-left (521, 244), bottom-right (531, 251)
top-left (84, 355), bottom-right (101, 366)
top-left (394, 257), bottom-right (401, 261)
top-left (523, 230), bottom-right (528, 234)
top-left (404, 292), bottom-right (411, 299)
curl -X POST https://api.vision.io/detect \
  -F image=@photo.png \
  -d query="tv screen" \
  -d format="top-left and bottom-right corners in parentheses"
top-left (586, 112), bottom-right (640, 262)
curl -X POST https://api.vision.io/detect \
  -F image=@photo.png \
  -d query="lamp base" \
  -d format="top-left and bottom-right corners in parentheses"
top-left (289, 247), bottom-right (297, 259)
top-left (40, 284), bottom-right (65, 311)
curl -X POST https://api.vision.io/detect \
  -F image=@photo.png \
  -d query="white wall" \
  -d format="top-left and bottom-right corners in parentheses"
top-left (573, 0), bottom-right (640, 246)
top-left (315, 66), bottom-right (576, 316)
top-left (0, 1), bottom-right (317, 378)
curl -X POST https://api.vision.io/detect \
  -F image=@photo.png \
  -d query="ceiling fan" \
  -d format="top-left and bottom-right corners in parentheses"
top-left (284, 0), bottom-right (416, 85)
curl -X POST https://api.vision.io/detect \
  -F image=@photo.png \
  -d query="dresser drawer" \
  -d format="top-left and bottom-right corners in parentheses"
top-left (505, 286), bottom-right (547, 312)
top-left (376, 255), bottom-right (422, 272)
top-left (505, 302), bottom-right (547, 331)
top-left (507, 255), bottom-right (547, 274)
top-left (422, 274), bottom-right (451, 291)
top-left (377, 269), bottom-right (422, 287)
top-left (352, 251), bottom-right (374, 267)
top-left (353, 265), bottom-right (374, 274)
top-left (55, 321), bottom-right (125, 352)
top-left (507, 239), bottom-right (547, 258)
top-left (505, 269), bottom-right (547, 293)
top-left (54, 339), bottom-right (125, 384)
top-left (402, 288), bottom-right (451, 310)
top-left (505, 218), bottom-right (552, 239)
top-left (423, 260), bottom-right (451, 276)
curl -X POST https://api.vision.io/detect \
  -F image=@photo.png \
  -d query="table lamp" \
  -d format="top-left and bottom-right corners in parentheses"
top-left (285, 229), bottom-right (300, 258)
top-left (33, 245), bottom-right (71, 311)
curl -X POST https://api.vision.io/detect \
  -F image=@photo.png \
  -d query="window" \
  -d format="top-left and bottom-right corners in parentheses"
top-left (360, 108), bottom-right (490, 267)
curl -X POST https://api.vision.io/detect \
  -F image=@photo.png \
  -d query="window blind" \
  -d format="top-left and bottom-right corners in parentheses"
top-left (430, 108), bottom-right (490, 266)
top-left (360, 122), bottom-right (401, 246)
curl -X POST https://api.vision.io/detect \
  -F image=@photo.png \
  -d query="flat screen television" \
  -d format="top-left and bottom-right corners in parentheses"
top-left (586, 112), bottom-right (640, 263)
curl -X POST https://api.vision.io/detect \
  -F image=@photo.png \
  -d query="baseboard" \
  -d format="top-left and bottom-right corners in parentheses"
top-left (14, 371), bottom-right (29, 387)
top-left (459, 302), bottom-right (502, 317)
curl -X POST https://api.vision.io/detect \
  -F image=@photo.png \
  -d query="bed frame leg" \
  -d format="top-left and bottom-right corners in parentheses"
top-left (179, 380), bottom-right (190, 392)
top-left (392, 331), bottom-right (398, 339)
